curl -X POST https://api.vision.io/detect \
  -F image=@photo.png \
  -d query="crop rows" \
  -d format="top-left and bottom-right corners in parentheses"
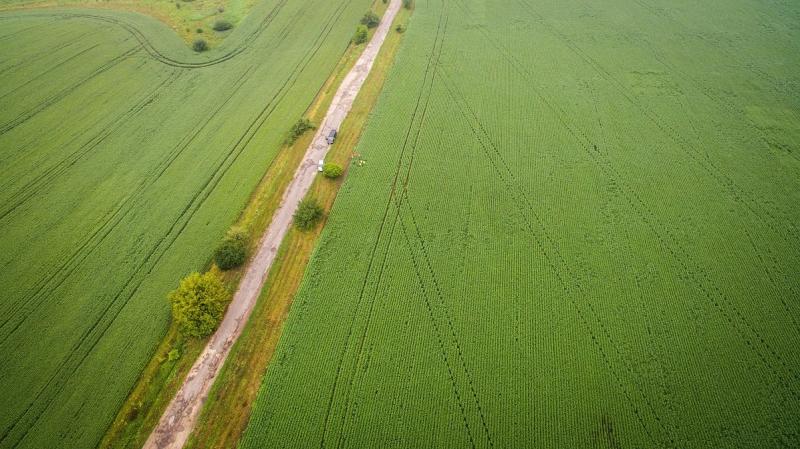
top-left (241, 0), bottom-right (800, 447)
top-left (0, 0), bottom-right (371, 447)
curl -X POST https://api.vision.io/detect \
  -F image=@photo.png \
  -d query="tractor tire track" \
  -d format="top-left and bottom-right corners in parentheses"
top-left (0, 44), bottom-right (139, 136)
top-left (0, 68), bottom-right (184, 336)
top-left (5, 0), bottom-right (290, 69)
top-left (457, 0), bottom-right (800, 404)
top-left (0, 67), bottom-right (262, 345)
top-left (0, 42), bottom-right (100, 103)
top-left (331, 8), bottom-right (458, 448)
top-left (438, 66), bottom-right (668, 448)
top-left (512, 2), bottom-right (800, 392)
top-left (400, 195), bottom-right (496, 448)
top-left (0, 26), bottom-right (99, 77)
top-left (317, 4), bottom-right (473, 447)
top-left (516, 0), bottom-right (799, 245)
top-left (0, 65), bottom-right (260, 447)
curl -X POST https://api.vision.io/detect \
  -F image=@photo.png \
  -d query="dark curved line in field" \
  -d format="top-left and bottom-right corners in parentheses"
top-left (0, 0), bottom-right (290, 69)
top-left (1, 0), bottom-right (359, 441)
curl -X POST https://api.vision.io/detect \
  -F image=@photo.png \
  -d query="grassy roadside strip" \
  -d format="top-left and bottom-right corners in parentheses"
top-left (96, 4), bottom-right (394, 449)
top-left (183, 6), bottom-right (411, 449)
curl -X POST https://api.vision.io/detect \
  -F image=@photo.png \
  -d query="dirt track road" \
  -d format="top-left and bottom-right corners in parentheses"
top-left (143, 1), bottom-right (402, 448)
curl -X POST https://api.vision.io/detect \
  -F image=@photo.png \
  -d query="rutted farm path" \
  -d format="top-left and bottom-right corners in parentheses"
top-left (143, 1), bottom-right (402, 447)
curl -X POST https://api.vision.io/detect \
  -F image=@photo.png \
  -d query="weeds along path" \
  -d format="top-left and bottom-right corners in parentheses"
top-left (0, 0), bottom-right (375, 448)
top-left (143, 1), bottom-right (402, 448)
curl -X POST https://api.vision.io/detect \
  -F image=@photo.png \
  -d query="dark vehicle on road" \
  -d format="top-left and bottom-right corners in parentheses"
top-left (326, 129), bottom-right (337, 144)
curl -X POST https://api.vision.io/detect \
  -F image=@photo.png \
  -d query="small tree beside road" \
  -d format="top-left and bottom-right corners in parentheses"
top-left (322, 163), bottom-right (343, 179)
top-left (214, 228), bottom-right (248, 270)
top-left (293, 198), bottom-right (324, 231)
top-left (169, 270), bottom-right (230, 338)
top-left (361, 11), bottom-right (380, 28)
top-left (354, 25), bottom-right (368, 44)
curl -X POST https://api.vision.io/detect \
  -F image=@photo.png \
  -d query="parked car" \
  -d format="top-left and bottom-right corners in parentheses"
top-left (326, 129), bottom-right (337, 144)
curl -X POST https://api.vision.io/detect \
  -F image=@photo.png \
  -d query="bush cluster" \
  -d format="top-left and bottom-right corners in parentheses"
top-left (168, 270), bottom-right (230, 338)
top-left (213, 20), bottom-right (233, 31)
top-left (293, 198), bottom-right (323, 231)
top-left (214, 229), bottom-right (248, 270)
top-left (322, 163), bottom-right (343, 179)
top-left (286, 118), bottom-right (315, 144)
top-left (353, 25), bottom-right (368, 44)
top-left (360, 11), bottom-right (380, 28)
top-left (193, 39), bottom-right (207, 52)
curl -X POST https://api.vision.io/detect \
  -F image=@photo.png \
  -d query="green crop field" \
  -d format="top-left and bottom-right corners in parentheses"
top-left (241, 0), bottom-right (800, 448)
top-left (0, 0), bottom-right (259, 47)
top-left (0, 0), bottom-right (371, 447)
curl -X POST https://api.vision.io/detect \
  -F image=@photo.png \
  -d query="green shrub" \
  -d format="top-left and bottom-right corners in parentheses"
top-left (286, 118), bottom-right (315, 144)
top-left (125, 404), bottom-right (140, 422)
top-left (167, 348), bottom-right (181, 362)
top-left (293, 198), bottom-right (323, 231)
top-left (402, 0), bottom-right (413, 9)
top-left (395, 24), bottom-right (405, 33)
top-left (212, 20), bottom-right (233, 31)
top-left (192, 39), bottom-right (208, 52)
top-left (360, 11), bottom-right (380, 28)
top-left (214, 229), bottom-right (248, 270)
top-left (353, 25), bottom-right (368, 44)
top-left (168, 271), bottom-right (230, 338)
top-left (322, 163), bottom-right (343, 179)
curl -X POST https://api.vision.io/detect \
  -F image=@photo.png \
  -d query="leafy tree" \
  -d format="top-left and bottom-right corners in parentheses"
top-left (212, 20), bottom-right (233, 31)
top-left (192, 39), bottom-right (208, 52)
top-left (353, 25), bottom-right (368, 45)
top-left (402, 0), bottom-right (413, 9)
top-left (168, 271), bottom-right (230, 338)
top-left (293, 198), bottom-right (323, 231)
top-left (360, 11), bottom-right (380, 28)
top-left (214, 229), bottom-right (248, 270)
top-left (322, 163), bottom-right (343, 179)
top-left (286, 118), bottom-right (316, 144)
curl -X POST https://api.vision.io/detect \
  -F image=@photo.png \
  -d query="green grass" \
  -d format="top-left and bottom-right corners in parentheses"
top-left (0, 0), bottom-right (256, 47)
top-left (240, 0), bottom-right (800, 448)
top-left (0, 0), bottom-right (372, 448)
